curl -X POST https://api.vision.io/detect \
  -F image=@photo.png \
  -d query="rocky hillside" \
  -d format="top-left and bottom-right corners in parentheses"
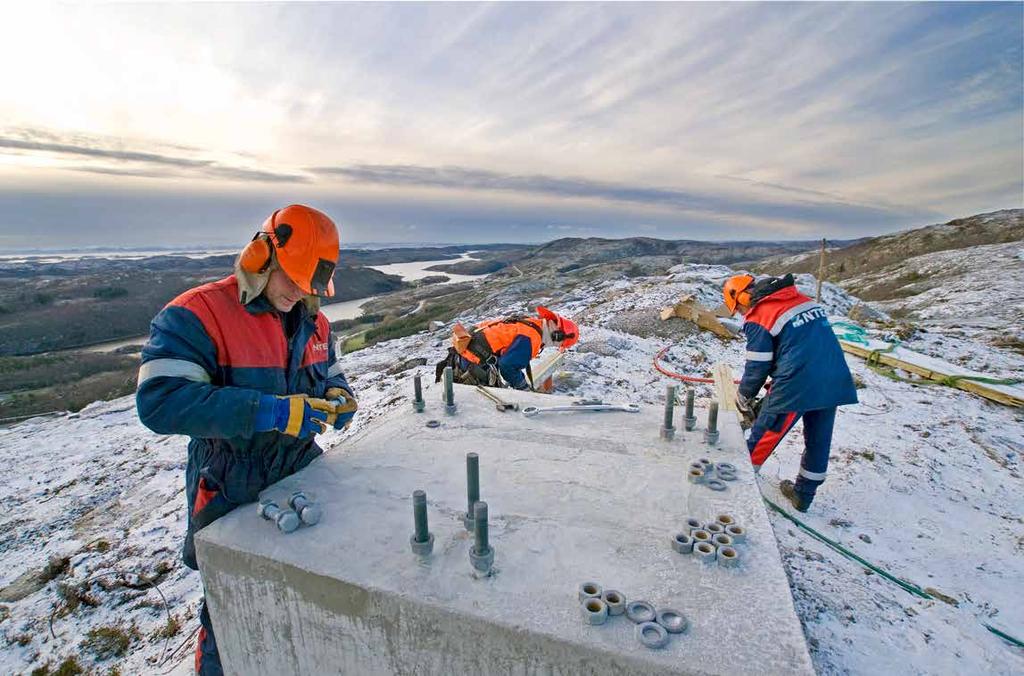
top-left (754, 209), bottom-right (1022, 290)
top-left (519, 236), bottom-right (846, 278)
top-left (753, 209), bottom-right (1024, 350)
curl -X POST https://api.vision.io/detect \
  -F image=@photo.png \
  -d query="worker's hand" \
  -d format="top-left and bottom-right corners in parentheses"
top-left (736, 393), bottom-right (756, 429)
top-left (307, 388), bottom-right (358, 430)
top-left (254, 394), bottom-right (329, 438)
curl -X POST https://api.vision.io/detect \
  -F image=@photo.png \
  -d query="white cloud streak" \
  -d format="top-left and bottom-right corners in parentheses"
top-left (0, 2), bottom-right (1019, 241)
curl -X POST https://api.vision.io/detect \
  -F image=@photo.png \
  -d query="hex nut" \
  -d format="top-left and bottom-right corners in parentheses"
top-left (425, 420), bottom-right (441, 428)
top-left (636, 621), bottom-right (670, 649)
top-left (706, 479), bottom-right (727, 491)
top-left (578, 581), bottom-right (602, 603)
top-left (688, 461), bottom-right (704, 472)
top-left (694, 542), bottom-right (717, 563)
top-left (625, 600), bottom-right (656, 624)
top-left (671, 532), bottom-right (693, 554)
top-left (470, 545), bottom-right (494, 573)
top-left (705, 522), bottom-right (725, 536)
top-left (685, 516), bottom-right (703, 533)
top-left (715, 463), bottom-right (737, 474)
top-left (409, 532), bottom-right (434, 556)
top-left (715, 514), bottom-right (736, 528)
top-left (726, 524), bottom-right (747, 543)
top-left (687, 467), bottom-right (705, 484)
top-left (698, 457), bottom-right (713, 468)
top-left (581, 598), bottom-right (609, 625)
top-left (691, 529), bottom-right (711, 544)
top-left (275, 509), bottom-right (300, 533)
top-left (713, 533), bottom-right (734, 548)
top-left (718, 546), bottom-right (740, 568)
top-left (602, 590), bottom-right (626, 616)
top-left (656, 608), bottom-right (689, 634)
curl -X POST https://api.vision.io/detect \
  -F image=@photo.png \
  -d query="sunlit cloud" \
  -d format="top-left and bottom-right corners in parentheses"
top-left (0, 2), bottom-right (1019, 247)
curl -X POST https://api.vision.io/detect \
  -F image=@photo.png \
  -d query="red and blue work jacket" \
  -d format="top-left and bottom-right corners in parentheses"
top-left (739, 282), bottom-right (857, 414)
top-left (135, 275), bottom-right (351, 568)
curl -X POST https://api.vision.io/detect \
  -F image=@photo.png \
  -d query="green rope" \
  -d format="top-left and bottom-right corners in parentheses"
top-left (833, 320), bottom-right (1023, 388)
top-left (764, 496), bottom-right (1024, 648)
top-left (764, 496), bottom-right (930, 598)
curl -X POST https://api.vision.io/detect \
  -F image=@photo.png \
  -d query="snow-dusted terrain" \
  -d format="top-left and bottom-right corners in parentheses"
top-left (2, 261), bottom-right (1023, 675)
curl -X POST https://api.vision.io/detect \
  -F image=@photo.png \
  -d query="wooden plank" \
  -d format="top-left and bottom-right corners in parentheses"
top-left (531, 351), bottom-right (566, 393)
top-left (659, 295), bottom-right (737, 339)
top-left (713, 361), bottom-right (739, 411)
top-left (838, 340), bottom-right (1023, 408)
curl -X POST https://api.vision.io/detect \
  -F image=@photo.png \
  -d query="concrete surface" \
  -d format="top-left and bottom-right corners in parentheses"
top-left (196, 381), bottom-right (815, 676)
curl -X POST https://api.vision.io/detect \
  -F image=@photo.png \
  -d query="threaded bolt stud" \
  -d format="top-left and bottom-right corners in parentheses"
top-left (684, 389), bottom-right (696, 431)
top-left (463, 452), bottom-right (479, 531)
top-left (443, 366), bottom-right (457, 415)
top-left (469, 500), bottom-right (495, 573)
top-left (413, 374), bottom-right (425, 413)
top-left (661, 385), bottom-right (676, 440)
top-left (409, 489), bottom-right (434, 556)
top-left (704, 401), bottom-right (720, 445)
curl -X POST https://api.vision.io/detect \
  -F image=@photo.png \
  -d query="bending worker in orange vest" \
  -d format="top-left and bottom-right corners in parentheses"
top-left (436, 306), bottom-right (579, 389)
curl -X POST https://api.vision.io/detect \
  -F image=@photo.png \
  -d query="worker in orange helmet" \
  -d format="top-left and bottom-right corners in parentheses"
top-left (723, 272), bottom-right (856, 513)
top-left (436, 306), bottom-right (579, 389)
top-left (136, 204), bottom-right (356, 675)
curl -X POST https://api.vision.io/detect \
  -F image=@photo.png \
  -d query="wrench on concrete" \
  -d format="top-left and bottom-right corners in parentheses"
top-left (475, 386), bottom-right (519, 411)
top-left (521, 403), bottom-right (640, 417)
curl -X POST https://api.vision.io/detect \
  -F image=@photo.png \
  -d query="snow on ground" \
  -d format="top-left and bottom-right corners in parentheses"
top-left (2, 263), bottom-right (1023, 674)
top-left (859, 241), bottom-right (1024, 338)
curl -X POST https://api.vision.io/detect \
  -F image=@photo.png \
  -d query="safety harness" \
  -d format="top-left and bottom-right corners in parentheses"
top-left (435, 317), bottom-right (544, 388)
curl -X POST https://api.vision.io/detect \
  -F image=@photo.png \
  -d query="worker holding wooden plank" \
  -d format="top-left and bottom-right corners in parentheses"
top-left (723, 273), bottom-right (858, 512)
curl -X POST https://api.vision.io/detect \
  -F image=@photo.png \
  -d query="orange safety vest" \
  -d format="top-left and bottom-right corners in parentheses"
top-left (457, 317), bottom-right (544, 365)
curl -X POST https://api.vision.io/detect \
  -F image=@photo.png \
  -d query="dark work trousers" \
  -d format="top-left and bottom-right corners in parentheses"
top-left (747, 407), bottom-right (837, 502)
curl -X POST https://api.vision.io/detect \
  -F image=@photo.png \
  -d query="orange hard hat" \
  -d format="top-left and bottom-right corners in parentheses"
top-left (723, 274), bottom-right (755, 315)
top-left (536, 306), bottom-right (580, 351)
top-left (240, 204), bottom-right (340, 297)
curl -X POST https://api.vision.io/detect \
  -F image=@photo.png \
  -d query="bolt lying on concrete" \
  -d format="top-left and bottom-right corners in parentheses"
top-left (409, 490), bottom-right (434, 556)
top-left (257, 500), bottom-right (300, 533)
top-left (661, 385), bottom-right (676, 441)
top-left (469, 501), bottom-right (495, 574)
top-left (463, 452), bottom-right (480, 531)
top-left (684, 388), bottom-right (697, 431)
top-left (288, 491), bottom-right (322, 526)
top-left (443, 366), bottom-right (457, 415)
top-left (413, 374), bottom-right (425, 413)
top-left (703, 401), bottom-right (720, 445)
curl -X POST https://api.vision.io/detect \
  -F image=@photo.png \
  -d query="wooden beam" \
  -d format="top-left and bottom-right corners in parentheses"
top-left (531, 351), bottom-right (566, 393)
top-left (838, 340), bottom-right (1023, 408)
top-left (713, 361), bottom-right (739, 411)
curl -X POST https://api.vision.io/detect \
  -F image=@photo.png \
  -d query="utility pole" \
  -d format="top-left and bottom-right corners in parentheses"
top-left (816, 238), bottom-right (826, 303)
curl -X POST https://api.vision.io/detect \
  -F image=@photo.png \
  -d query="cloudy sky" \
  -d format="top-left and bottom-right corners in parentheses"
top-left (1, 2), bottom-right (1021, 249)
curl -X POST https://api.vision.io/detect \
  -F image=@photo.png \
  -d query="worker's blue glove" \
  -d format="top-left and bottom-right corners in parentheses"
top-left (254, 395), bottom-right (328, 438)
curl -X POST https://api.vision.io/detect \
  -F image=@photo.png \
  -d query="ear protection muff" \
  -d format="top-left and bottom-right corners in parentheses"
top-left (239, 208), bottom-right (292, 275)
top-left (239, 234), bottom-right (274, 274)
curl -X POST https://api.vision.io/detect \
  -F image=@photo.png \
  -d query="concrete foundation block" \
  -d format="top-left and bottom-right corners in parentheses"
top-left (196, 385), bottom-right (814, 676)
